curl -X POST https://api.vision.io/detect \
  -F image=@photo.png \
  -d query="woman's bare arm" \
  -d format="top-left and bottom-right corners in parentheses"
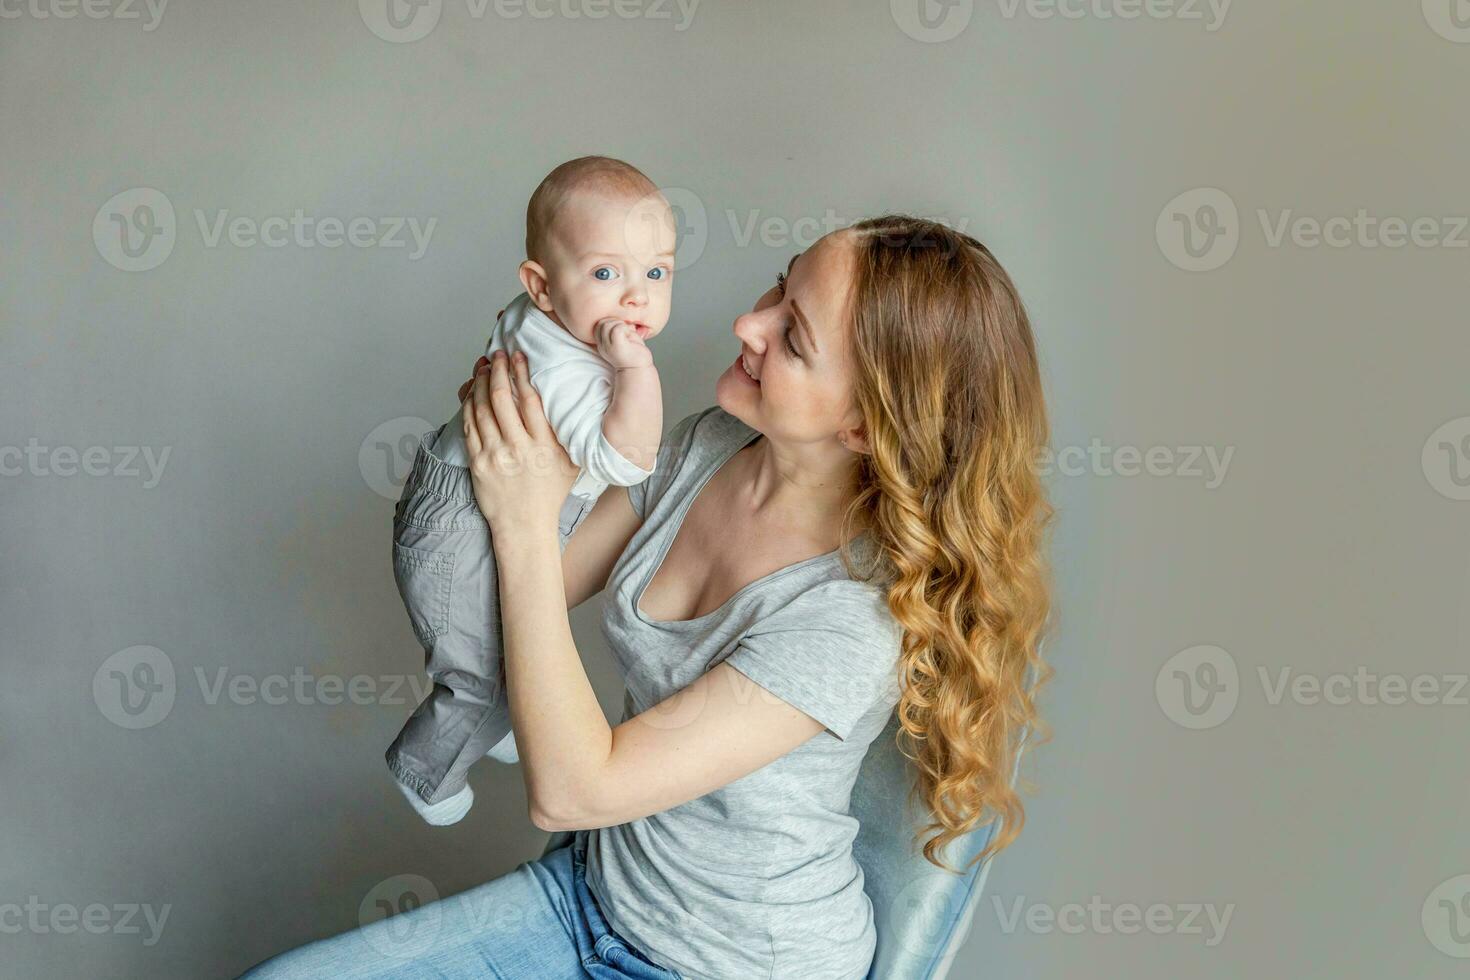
top-left (533, 662), bottom-right (826, 831)
top-left (495, 525), bottom-right (827, 833)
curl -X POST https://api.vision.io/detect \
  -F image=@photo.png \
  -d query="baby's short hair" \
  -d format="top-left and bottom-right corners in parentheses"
top-left (525, 156), bottom-right (662, 263)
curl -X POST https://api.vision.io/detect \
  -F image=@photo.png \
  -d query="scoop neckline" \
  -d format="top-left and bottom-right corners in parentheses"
top-left (632, 421), bottom-right (844, 630)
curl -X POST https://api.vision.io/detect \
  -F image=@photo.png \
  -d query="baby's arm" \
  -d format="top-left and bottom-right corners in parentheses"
top-left (601, 365), bottom-right (661, 473)
top-left (594, 318), bottom-right (663, 474)
top-left (531, 356), bottom-right (658, 489)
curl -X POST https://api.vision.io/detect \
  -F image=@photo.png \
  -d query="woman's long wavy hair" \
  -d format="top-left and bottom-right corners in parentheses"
top-left (833, 215), bottom-right (1054, 874)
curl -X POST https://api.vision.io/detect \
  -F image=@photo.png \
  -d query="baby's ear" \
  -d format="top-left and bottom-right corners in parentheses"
top-left (518, 261), bottom-right (554, 313)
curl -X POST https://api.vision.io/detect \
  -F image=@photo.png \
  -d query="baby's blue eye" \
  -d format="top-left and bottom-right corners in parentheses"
top-left (647, 268), bottom-right (665, 281)
top-left (593, 267), bottom-right (615, 281)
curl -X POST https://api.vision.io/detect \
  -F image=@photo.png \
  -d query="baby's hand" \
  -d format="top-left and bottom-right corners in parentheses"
top-left (594, 317), bottom-right (654, 370)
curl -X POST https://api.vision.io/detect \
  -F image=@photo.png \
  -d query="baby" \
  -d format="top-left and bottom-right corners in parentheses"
top-left (385, 156), bottom-right (673, 825)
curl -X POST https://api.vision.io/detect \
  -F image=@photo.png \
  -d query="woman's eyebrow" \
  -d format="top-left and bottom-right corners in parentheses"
top-left (785, 253), bottom-right (820, 354)
top-left (792, 302), bottom-right (818, 354)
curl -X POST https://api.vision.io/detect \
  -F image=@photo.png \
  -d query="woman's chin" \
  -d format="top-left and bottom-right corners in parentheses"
top-left (715, 372), bottom-right (756, 421)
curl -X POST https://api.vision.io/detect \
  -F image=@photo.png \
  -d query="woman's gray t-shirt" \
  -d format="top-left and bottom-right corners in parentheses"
top-left (585, 406), bottom-right (904, 980)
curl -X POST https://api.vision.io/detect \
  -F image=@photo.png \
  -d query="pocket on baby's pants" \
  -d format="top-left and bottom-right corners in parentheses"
top-left (390, 540), bottom-right (455, 646)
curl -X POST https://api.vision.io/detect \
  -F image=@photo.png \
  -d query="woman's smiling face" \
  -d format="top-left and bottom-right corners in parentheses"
top-left (717, 231), bottom-right (864, 449)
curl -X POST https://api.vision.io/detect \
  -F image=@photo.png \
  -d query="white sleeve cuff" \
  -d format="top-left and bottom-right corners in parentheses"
top-left (580, 427), bottom-right (656, 488)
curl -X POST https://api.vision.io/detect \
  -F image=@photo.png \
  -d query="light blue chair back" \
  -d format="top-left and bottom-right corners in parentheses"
top-left (539, 674), bottom-right (1036, 980)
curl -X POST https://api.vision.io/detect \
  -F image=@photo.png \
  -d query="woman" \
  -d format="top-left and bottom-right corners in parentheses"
top-left (239, 216), bottom-right (1053, 980)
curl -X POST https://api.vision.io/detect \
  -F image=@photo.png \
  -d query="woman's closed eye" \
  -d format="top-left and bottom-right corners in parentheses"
top-left (783, 326), bottom-right (799, 358)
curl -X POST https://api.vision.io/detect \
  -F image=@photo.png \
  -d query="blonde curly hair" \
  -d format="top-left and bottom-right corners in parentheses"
top-left (832, 215), bottom-right (1055, 874)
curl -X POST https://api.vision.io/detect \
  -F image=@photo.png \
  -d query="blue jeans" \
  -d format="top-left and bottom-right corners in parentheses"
top-left (237, 830), bottom-right (684, 979)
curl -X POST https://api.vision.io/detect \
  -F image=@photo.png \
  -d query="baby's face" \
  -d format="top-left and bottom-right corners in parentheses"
top-left (536, 191), bottom-right (676, 347)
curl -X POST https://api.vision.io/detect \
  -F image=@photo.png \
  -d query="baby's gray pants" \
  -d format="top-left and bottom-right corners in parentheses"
top-left (385, 425), bottom-right (597, 805)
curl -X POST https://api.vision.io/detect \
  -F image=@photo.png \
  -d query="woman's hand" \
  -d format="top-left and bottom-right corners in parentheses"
top-left (463, 350), bottom-right (580, 537)
top-left (457, 355), bottom-right (489, 404)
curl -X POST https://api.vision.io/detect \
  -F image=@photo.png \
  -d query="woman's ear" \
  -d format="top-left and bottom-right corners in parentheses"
top-left (837, 423), bottom-right (872, 456)
top-left (518, 260), bottom-right (554, 312)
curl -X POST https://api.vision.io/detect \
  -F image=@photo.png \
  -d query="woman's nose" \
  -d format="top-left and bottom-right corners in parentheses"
top-left (732, 312), bottom-right (766, 351)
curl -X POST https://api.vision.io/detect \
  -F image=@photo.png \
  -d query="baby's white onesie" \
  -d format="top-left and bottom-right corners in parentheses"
top-left (435, 291), bottom-right (654, 499)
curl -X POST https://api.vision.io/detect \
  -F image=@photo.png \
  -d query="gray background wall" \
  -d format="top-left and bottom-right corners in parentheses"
top-left (3, 1), bottom-right (1467, 977)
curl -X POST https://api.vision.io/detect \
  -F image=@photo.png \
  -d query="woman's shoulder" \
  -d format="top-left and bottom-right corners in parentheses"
top-left (661, 405), bottom-right (754, 465)
top-left (768, 576), bottom-right (901, 647)
top-left (727, 576), bottom-right (904, 738)
top-left (630, 406), bottom-right (753, 520)
top-left (647, 406), bottom-right (753, 486)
